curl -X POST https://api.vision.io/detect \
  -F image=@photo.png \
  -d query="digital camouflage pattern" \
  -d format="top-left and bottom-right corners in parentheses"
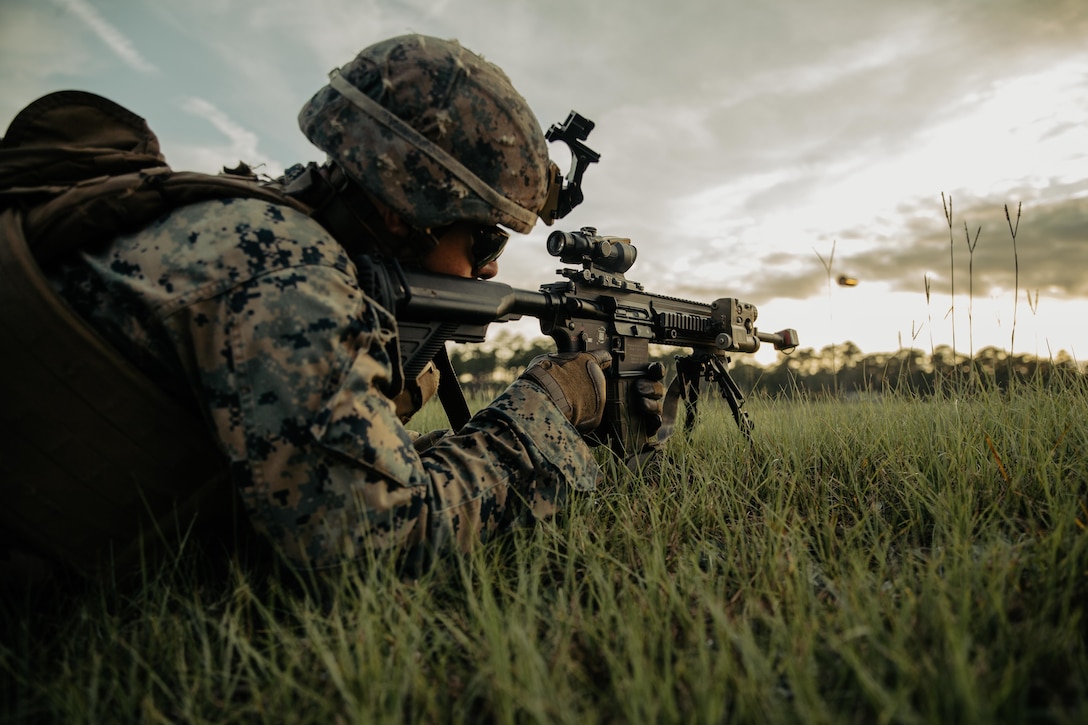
top-left (299, 34), bottom-right (552, 235)
top-left (47, 197), bottom-right (599, 568)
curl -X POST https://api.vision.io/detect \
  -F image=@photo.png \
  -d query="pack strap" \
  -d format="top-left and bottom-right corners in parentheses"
top-left (13, 168), bottom-right (310, 266)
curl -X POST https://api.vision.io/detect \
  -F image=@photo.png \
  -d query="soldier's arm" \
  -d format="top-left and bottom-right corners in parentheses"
top-left (163, 207), bottom-right (598, 568)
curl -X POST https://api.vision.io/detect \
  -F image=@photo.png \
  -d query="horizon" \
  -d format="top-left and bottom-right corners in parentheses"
top-left (3, 0), bottom-right (1086, 365)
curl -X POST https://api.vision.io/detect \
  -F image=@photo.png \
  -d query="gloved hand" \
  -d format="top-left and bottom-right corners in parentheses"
top-left (519, 350), bottom-right (611, 433)
top-left (392, 361), bottom-right (440, 424)
top-left (634, 362), bottom-right (667, 439)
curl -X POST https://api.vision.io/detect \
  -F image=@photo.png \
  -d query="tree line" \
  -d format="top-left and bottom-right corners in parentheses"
top-left (449, 332), bottom-right (1084, 397)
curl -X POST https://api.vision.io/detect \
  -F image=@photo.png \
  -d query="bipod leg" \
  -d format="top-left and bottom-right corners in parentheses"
top-left (707, 356), bottom-right (755, 444)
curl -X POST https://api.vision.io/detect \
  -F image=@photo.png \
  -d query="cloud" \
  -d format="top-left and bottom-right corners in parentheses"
top-left (640, 181), bottom-right (1088, 306)
top-left (174, 97), bottom-right (283, 176)
top-left (54, 0), bottom-right (158, 74)
top-left (4, 0), bottom-right (1087, 357)
top-left (141, 1), bottom-right (420, 165)
top-left (820, 192), bottom-right (1088, 300)
top-left (0, 2), bottom-right (94, 128)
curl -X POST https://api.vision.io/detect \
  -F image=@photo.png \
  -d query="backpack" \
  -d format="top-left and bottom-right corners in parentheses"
top-left (0, 91), bottom-right (309, 576)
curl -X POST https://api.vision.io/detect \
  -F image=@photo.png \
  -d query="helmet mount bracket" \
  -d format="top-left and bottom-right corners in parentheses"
top-left (542, 111), bottom-right (600, 221)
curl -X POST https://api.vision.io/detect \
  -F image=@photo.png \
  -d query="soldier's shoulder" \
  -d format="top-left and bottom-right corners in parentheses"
top-left (131, 196), bottom-right (351, 279)
top-left (156, 195), bottom-right (324, 242)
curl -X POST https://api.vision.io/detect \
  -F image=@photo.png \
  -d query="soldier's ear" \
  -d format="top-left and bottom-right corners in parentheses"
top-left (372, 197), bottom-right (412, 237)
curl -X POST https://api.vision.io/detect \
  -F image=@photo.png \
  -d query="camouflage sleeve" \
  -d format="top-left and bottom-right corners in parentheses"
top-left (149, 201), bottom-right (598, 568)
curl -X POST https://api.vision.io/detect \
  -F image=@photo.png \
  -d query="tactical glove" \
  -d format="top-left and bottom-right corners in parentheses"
top-left (520, 350), bottom-right (611, 433)
top-left (634, 362), bottom-right (667, 439)
top-left (392, 360), bottom-right (441, 424)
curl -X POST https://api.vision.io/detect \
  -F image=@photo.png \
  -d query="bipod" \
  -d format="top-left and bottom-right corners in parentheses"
top-left (672, 352), bottom-right (755, 445)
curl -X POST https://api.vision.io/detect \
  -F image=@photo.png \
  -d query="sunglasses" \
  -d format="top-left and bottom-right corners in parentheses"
top-left (427, 223), bottom-right (509, 270)
top-left (469, 224), bottom-right (509, 268)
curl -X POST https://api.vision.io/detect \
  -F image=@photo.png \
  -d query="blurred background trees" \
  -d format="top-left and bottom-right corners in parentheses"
top-left (449, 335), bottom-right (1083, 399)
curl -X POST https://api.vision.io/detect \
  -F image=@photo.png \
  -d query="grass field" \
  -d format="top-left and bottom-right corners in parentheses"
top-left (3, 374), bottom-right (1085, 724)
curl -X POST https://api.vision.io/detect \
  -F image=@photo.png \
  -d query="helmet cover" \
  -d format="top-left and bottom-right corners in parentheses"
top-left (299, 34), bottom-right (551, 234)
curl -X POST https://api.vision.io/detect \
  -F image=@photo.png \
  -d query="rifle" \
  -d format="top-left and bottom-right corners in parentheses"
top-left (355, 227), bottom-right (798, 458)
top-left (355, 110), bottom-right (797, 458)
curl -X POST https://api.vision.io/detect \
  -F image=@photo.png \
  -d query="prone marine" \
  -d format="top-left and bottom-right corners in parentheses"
top-left (0, 34), bottom-right (665, 577)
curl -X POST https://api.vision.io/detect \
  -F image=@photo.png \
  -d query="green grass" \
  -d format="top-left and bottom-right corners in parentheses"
top-left (3, 378), bottom-right (1087, 724)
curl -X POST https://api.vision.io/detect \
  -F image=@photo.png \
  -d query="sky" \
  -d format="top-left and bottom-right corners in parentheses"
top-left (2, 0), bottom-right (1086, 365)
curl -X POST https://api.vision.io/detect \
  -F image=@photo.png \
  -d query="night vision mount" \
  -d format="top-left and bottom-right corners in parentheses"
top-left (542, 111), bottom-right (600, 221)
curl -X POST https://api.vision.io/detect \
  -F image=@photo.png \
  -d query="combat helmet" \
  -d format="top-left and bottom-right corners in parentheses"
top-left (299, 34), bottom-right (551, 236)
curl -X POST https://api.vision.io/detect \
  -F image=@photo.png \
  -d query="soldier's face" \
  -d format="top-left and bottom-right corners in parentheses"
top-left (422, 223), bottom-right (499, 280)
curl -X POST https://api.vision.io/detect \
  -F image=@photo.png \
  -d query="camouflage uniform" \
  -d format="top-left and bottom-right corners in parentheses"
top-left (48, 197), bottom-right (599, 568)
